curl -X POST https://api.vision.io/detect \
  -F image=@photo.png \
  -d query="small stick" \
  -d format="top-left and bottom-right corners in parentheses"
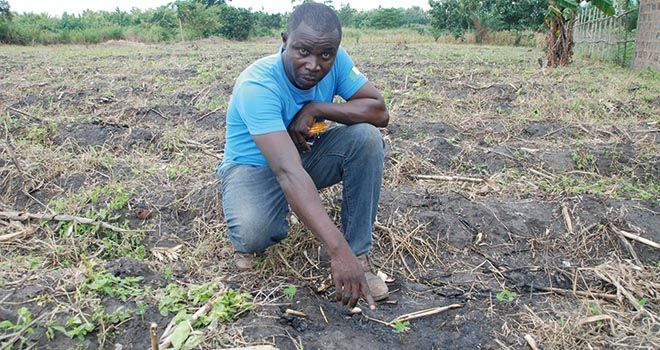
top-left (149, 108), bottom-right (168, 120)
top-left (562, 205), bottom-right (573, 235)
top-left (6, 106), bottom-right (36, 119)
top-left (613, 227), bottom-right (660, 249)
top-left (537, 286), bottom-right (617, 301)
top-left (150, 323), bottom-right (159, 350)
top-left (577, 314), bottom-right (612, 326)
top-left (614, 228), bottom-right (641, 265)
top-left (524, 334), bottom-right (539, 350)
top-left (413, 174), bottom-right (483, 183)
top-left (196, 107), bottom-right (221, 122)
top-left (0, 210), bottom-right (144, 233)
top-left (319, 306), bottom-right (328, 324)
top-left (528, 168), bottom-right (555, 180)
top-left (285, 309), bottom-right (307, 318)
top-left (389, 304), bottom-right (463, 325)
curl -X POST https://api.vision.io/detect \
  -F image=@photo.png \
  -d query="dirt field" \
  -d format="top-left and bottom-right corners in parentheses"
top-left (1, 37), bottom-right (658, 350)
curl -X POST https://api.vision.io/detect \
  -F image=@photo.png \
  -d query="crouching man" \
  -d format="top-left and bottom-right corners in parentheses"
top-left (217, 3), bottom-right (389, 310)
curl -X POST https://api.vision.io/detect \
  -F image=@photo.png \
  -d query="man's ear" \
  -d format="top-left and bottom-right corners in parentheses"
top-left (281, 32), bottom-right (288, 46)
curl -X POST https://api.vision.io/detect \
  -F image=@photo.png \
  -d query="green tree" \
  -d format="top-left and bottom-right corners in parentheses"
top-left (217, 5), bottom-right (254, 41)
top-left (0, 0), bottom-right (10, 19)
top-left (361, 7), bottom-right (405, 29)
top-left (337, 3), bottom-right (357, 27)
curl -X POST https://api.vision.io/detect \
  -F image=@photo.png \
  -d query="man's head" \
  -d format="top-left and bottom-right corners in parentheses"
top-left (281, 2), bottom-right (342, 90)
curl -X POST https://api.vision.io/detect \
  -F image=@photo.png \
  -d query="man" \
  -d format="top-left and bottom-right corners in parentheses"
top-left (217, 2), bottom-right (389, 310)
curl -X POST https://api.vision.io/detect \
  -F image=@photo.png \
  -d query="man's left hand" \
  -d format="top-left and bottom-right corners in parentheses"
top-left (288, 102), bottom-right (318, 152)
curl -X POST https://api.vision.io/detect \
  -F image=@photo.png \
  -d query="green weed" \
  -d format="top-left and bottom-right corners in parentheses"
top-left (283, 285), bottom-right (298, 301)
top-left (0, 307), bottom-right (34, 334)
top-left (496, 289), bottom-right (517, 302)
top-left (391, 320), bottom-right (410, 334)
top-left (81, 269), bottom-right (144, 301)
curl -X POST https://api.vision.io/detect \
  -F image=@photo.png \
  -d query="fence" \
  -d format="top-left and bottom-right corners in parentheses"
top-left (573, 6), bottom-right (638, 67)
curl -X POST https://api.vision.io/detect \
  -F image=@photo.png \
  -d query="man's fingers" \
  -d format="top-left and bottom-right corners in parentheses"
top-left (348, 283), bottom-right (360, 309)
top-left (341, 288), bottom-right (351, 306)
top-left (334, 280), bottom-right (343, 302)
top-left (362, 283), bottom-right (376, 310)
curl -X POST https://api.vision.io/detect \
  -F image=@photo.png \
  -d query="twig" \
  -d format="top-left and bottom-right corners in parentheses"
top-left (150, 323), bottom-right (159, 350)
top-left (6, 106), bottom-right (35, 119)
top-left (613, 227), bottom-right (660, 249)
top-left (149, 108), bottom-right (168, 120)
top-left (562, 205), bottom-right (573, 235)
top-left (285, 309), bottom-right (307, 318)
top-left (528, 168), bottom-right (555, 180)
top-left (524, 334), bottom-right (539, 350)
top-left (0, 210), bottom-right (142, 233)
top-left (537, 286), bottom-right (617, 301)
top-left (196, 107), bottom-right (221, 122)
top-left (613, 228), bottom-right (641, 265)
top-left (389, 304), bottom-right (463, 325)
top-left (412, 174), bottom-right (483, 183)
top-left (319, 306), bottom-right (328, 324)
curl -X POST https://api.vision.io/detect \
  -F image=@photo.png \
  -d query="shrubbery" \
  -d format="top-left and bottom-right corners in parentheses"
top-left (0, 0), bottom-right (557, 46)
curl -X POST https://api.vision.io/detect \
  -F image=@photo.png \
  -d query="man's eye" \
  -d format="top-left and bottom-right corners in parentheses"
top-left (299, 48), bottom-right (309, 55)
top-left (321, 53), bottom-right (331, 60)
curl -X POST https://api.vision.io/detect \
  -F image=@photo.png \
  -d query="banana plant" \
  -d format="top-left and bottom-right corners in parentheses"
top-left (545, 0), bottom-right (615, 67)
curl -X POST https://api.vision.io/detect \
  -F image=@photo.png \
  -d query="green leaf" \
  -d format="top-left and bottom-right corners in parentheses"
top-left (182, 332), bottom-right (204, 350)
top-left (556, 0), bottom-right (579, 10)
top-left (170, 322), bottom-right (192, 350)
top-left (590, 0), bottom-right (615, 16)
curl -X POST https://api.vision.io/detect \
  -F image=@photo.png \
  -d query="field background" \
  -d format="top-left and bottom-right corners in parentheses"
top-left (1, 35), bottom-right (659, 349)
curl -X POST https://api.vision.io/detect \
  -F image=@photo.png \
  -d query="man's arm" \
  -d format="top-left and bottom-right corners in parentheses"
top-left (252, 131), bottom-right (376, 310)
top-left (312, 81), bottom-right (389, 127)
top-left (288, 82), bottom-right (388, 150)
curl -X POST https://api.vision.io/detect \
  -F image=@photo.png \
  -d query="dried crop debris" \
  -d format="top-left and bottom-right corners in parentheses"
top-left (0, 38), bottom-right (658, 349)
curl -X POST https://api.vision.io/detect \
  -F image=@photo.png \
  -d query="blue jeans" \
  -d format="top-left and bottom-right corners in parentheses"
top-left (217, 123), bottom-right (384, 256)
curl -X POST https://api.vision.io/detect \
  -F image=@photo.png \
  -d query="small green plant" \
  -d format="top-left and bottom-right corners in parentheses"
top-left (52, 316), bottom-right (94, 340)
top-left (81, 269), bottom-right (144, 301)
top-left (166, 289), bottom-right (254, 350)
top-left (159, 284), bottom-right (188, 316)
top-left (637, 298), bottom-right (648, 308)
top-left (496, 289), bottom-right (517, 302)
top-left (391, 320), bottom-right (410, 334)
top-left (0, 307), bottom-right (34, 334)
top-left (283, 285), bottom-right (297, 301)
top-left (571, 149), bottom-right (596, 172)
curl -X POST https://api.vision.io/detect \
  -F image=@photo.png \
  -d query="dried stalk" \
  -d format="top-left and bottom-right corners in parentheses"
top-left (413, 174), bottom-right (484, 183)
top-left (0, 210), bottom-right (140, 233)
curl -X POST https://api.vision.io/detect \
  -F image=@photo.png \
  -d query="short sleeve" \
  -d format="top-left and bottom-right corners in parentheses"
top-left (334, 47), bottom-right (368, 100)
top-left (234, 81), bottom-right (285, 135)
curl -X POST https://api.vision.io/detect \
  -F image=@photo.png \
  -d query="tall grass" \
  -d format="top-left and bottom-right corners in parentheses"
top-left (343, 26), bottom-right (544, 48)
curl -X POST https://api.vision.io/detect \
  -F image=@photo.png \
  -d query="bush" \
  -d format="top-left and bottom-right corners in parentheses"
top-left (217, 5), bottom-right (254, 41)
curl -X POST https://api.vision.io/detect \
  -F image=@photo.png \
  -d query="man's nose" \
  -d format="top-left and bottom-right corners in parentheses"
top-left (305, 56), bottom-right (321, 72)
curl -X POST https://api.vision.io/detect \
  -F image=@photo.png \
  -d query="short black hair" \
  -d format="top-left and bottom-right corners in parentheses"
top-left (287, 2), bottom-right (342, 40)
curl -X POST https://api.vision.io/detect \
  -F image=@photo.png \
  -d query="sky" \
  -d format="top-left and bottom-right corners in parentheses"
top-left (7, 1), bottom-right (432, 16)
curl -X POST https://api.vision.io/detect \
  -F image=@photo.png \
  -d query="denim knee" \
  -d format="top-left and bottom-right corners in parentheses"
top-left (227, 209), bottom-right (288, 253)
top-left (349, 123), bottom-right (384, 159)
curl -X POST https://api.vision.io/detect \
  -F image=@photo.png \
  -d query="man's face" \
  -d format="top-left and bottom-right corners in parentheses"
top-left (282, 22), bottom-right (340, 90)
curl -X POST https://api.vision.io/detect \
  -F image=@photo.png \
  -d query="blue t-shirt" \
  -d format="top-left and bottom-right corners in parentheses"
top-left (221, 46), bottom-right (368, 167)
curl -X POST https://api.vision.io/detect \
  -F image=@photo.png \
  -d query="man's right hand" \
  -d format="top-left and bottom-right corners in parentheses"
top-left (330, 245), bottom-right (376, 310)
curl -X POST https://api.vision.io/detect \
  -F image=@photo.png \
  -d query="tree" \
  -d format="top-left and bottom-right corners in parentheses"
top-left (217, 5), bottom-right (254, 41)
top-left (336, 4), bottom-right (357, 27)
top-left (545, 0), bottom-right (615, 67)
top-left (0, 0), bottom-right (10, 20)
